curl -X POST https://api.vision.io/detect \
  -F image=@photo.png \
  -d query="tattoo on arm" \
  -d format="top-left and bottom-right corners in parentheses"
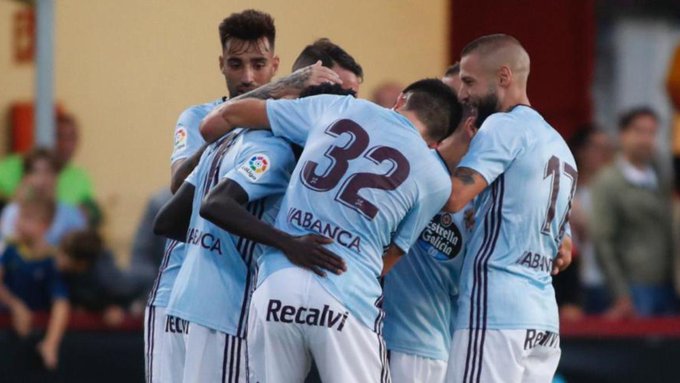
top-left (231, 66), bottom-right (312, 101)
top-left (453, 167), bottom-right (478, 185)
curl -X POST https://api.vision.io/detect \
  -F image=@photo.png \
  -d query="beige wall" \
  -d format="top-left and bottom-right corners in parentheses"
top-left (0, 0), bottom-right (449, 260)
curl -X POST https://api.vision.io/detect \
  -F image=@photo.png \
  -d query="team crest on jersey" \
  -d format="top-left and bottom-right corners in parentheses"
top-left (419, 212), bottom-right (463, 261)
top-left (238, 153), bottom-right (270, 182)
top-left (174, 127), bottom-right (187, 151)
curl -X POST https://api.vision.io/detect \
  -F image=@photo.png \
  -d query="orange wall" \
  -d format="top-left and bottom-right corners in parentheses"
top-left (0, 0), bottom-right (450, 259)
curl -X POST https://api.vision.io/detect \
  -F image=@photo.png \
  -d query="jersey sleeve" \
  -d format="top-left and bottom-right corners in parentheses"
top-left (392, 174), bottom-right (452, 254)
top-left (171, 106), bottom-right (207, 164)
top-left (458, 114), bottom-right (528, 185)
top-left (266, 95), bottom-right (348, 146)
top-left (184, 166), bottom-right (200, 187)
top-left (223, 137), bottom-right (295, 202)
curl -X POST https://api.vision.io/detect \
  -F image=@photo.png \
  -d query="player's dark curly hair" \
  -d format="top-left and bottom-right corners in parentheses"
top-left (218, 9), bottom-right (276, 50)
top-left (402, 79), bottom-right (462, 142)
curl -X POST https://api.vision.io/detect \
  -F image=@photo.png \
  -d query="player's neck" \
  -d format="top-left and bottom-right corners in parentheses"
top-left (500, 88), bottom-right (530, 112)
top-left (396, 109), bottom-right (436, 148)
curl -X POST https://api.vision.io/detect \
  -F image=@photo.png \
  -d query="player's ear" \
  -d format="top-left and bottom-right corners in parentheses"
top-left (271, 55), bottom-right (280, 74)
top-left (498, 65), bottom-right (512, 87)
top-left (392, 92), bottom-right (407, 110)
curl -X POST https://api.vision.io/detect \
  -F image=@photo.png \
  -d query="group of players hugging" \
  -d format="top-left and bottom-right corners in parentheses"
top-left (147, 9), bottom-right (575, 383)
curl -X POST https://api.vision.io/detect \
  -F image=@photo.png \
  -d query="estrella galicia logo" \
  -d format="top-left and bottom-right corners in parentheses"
top-left (419, 212), bottom-right (463, 260)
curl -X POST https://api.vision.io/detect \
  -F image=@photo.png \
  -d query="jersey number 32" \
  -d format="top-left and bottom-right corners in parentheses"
top-left (301, 119), bottom-right (411, 220)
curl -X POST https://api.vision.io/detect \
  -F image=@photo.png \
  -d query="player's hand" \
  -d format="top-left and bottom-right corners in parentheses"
top-left (281, 234), bottom-right (347, 277)
top-left (10, 300), bottom-right (33, 337)
top-left (552, 236), bottom-right (572, 276)
top-left (284, 61), bottom-right (343, 98)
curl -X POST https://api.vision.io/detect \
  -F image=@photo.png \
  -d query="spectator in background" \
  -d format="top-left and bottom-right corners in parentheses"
top-left (57, 230), bottom-right (134, 326)
top-left (0, 193), bottom-right (70, 370)
top-left (569, 126), bottom-right (614, 314)
top-left (0, 148), bottom-right (86, 246)
top-left (0, 114), bottom-right (101, 227)
top-left (591, 107), bottom-right (678, 317)
top-left (126, 187), bottom-right (172, 300)
top-left (371, 81), bottom-right (403, 107)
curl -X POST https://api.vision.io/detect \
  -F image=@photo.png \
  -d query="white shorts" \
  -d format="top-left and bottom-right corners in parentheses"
top-left (248, 267), bottom-right (390, 383)
top-left (389, 351), bottom-right (447, 383)
top-left (161, 316), bottom-right (247, 383)
top-left (144, 305), bottom-right (166, 383)
top-left (446, 329), bottom-right (561, 383)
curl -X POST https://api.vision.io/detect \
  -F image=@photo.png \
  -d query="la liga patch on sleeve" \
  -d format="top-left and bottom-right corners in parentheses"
top-left (174, 126), bottom-right (187, 151)
top-left (238, 154), bottom-right (270, 182)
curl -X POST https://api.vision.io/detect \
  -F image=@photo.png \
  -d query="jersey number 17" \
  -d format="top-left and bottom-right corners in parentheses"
top-left (541, 155), bottom-right (578, 240)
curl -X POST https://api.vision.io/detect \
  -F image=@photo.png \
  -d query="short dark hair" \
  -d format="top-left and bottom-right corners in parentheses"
top-left (294, 37), bottom-right (364, 80)
top-left (402, 79), bottom-right (462, 141)
top-left (218, 9), bottom-right (276, 50)
top-left (61, 230), bottom-right (103, 264)
top-left (23, 147), bottom-right (59, 174)
top-left (300, 83), bottom-right (356, 98)
top-left (618, 106), bottom-right (658, 132)
top-left (444, 62), bottom-right (460, 77)
top-left (292, 45), bottom-right (335, 72)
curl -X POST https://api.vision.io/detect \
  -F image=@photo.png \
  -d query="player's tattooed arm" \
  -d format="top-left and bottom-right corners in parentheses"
top-left (170, 143), bottom-right (209, 194)
top-left (200, 61), bottom-right (342, 143)
top-left (445, 167), bottom-right (488, 212)
top-left (231, 61), bottom-right (342, 101)
top-left (201, 179), bottom-right (347, 276)
top-left (153, 182), bottom-right (194, 242)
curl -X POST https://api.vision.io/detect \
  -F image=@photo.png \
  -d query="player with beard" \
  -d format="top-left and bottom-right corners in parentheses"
top-left (145, 10), bottom-right (341, 383)
top-left (443, 34), bottom-right (576, 383)
top-left (153, 42), bottom-right (360, 383)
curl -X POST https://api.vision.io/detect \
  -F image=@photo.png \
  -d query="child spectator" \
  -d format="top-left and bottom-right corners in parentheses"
top-left (0, 148), bottom-right (86, 246)
top-left (57, 230), bottom-right (130, 326)
top-left (0, 193), bottom-right (70, 370)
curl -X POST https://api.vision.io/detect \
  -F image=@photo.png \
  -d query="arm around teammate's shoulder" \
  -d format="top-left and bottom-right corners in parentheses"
top-left (200, 99), bottom-right (270, 143)
top-left (445, 167), bottom-right (488, 212)
top-left (199, 179), bottom-right (346, 277)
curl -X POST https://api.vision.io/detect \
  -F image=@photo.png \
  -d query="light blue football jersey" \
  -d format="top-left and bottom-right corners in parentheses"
top-left (166, 129), bottom-right (295, 336)
top-left (148, 98), bottom-right (223, 308)
top-left (170, 98), bottom-right (224, 164)
top-left (260, 95), bottom-right (452, 332)
top-left (455, 105), bottom-right (577, 333)
top-left (383, 204), bottom-right (469, 361)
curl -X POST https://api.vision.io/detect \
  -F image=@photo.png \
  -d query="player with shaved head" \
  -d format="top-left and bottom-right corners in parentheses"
top-left (444, 34), bottom-right (576, 382)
